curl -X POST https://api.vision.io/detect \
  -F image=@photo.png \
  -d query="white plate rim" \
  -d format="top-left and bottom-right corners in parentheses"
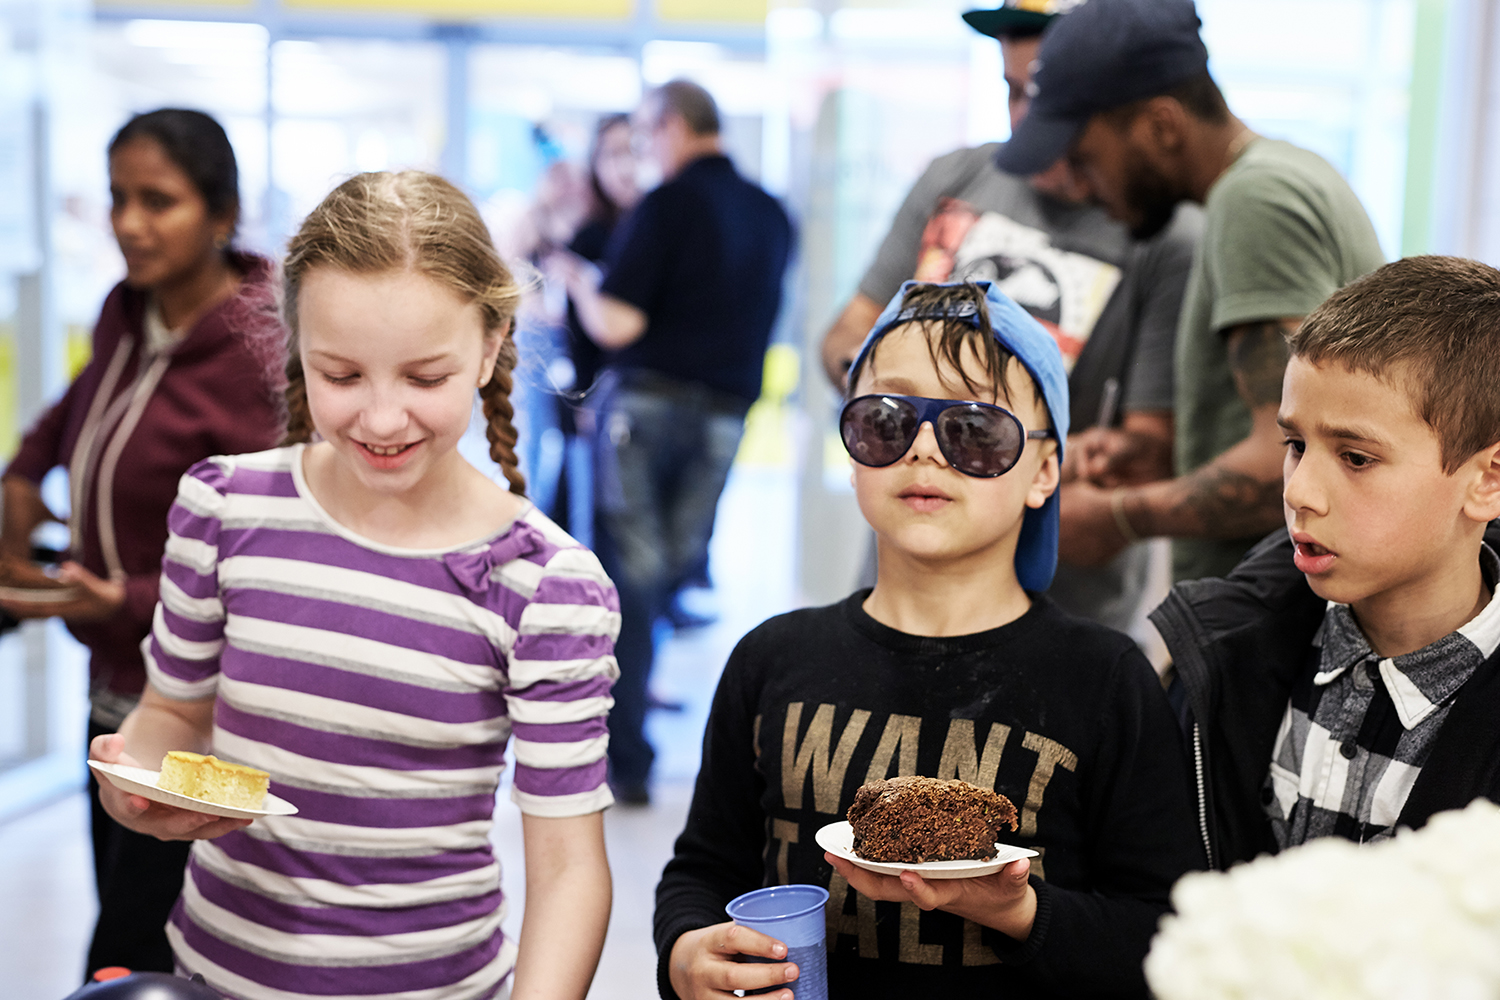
top-left (0, 583), bottom-right (80, 603)
top-left (815, 820), bottom-right (1036, 879)
top-left (89, 759), bottom-right (297, 820)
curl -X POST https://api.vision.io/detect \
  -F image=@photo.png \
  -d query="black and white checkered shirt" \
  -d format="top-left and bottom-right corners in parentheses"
top-left (1265, 546), bottom-right (1500, 848)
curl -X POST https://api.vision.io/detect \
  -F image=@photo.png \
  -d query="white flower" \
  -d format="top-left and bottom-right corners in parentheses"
top-left (1146, 800), bottom-right (1500, 1000)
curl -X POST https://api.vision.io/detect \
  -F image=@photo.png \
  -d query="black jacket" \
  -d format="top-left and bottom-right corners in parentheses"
top-left (1150, 527), bottom-right (1500, 870)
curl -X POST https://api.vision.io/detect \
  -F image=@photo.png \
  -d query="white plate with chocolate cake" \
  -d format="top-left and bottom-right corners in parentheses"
top-left (90, 754), bottom-right (298, 820)
top-left (817, 776), bottom-right (1037, 879)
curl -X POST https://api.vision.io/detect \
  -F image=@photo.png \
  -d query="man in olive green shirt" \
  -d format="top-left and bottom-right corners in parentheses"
top-left (998, 0), bottom-right (1383, 581)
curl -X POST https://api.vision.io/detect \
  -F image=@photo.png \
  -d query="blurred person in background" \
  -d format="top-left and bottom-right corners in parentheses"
top-left (821, 0), bottom-right (1201, 635)
top-left (504, 153), bottom-right (589, 518)
top-left (561, 79), bottom-right (792, 805)
top-left (543, 112), bottom-right (642, 541)
top-left (0, 108), bottom-right (283, 978)
top-left (553, 116), bottom-right (713, 628)
top-left (996, 0), bottom-right (1382, 583)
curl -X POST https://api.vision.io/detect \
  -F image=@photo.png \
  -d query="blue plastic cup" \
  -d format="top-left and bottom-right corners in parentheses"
top-left (725, 884), bottom-right (829, 1000)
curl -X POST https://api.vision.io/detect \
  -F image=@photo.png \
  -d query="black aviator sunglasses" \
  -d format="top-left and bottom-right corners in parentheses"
top-left (839, 394), bottom-right (1052, 478)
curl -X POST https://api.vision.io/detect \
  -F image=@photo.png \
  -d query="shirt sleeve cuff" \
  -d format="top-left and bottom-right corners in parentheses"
top-left (983, 874), bottom-right (1052, 966)
top-left (122, 573), bottom-right (161, 630)
top-left (510, 783), bottom-right (613, 818)
top-left (656, 933), bottom-right (683, 1000)
top-left (1, 458), bottom-right (45, 485)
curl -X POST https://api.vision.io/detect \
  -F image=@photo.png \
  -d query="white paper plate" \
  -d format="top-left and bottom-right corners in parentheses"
top-left (815, 820), bottom-right (1036, 879)
top-left (89, 759), bottom-right (298, 820)
top-left (0, 583), bottom-right (79, 603)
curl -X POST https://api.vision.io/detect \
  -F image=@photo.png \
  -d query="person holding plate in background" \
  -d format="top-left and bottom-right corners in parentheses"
top-left (0, 108), bottom-right (283, 979)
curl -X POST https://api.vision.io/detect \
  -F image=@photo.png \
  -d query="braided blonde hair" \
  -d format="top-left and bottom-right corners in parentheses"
top-left (282, 170), bottom-right (527, 495)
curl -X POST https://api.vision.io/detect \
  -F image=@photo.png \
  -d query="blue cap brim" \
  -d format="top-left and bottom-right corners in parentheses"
top-left (994, 111), bottom-right (1085, 177)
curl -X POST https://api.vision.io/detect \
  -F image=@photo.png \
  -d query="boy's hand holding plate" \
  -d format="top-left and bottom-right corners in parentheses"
top-left (817, 821), bottom-right (1040, 941)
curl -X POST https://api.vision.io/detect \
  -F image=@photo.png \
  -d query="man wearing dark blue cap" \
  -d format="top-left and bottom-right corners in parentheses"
top-left (820, 0), bottom-right (1201, 635)
top-left (997, 0), bottom-right (1385, 582)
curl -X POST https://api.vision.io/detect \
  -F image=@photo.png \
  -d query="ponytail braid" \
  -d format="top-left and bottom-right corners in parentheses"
top-left (479, 328), bottom-right (526, 496)
top-left (280, 350), bottom-right (316, 445)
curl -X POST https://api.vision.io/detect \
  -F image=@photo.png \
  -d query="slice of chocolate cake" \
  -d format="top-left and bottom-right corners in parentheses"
top-left (847, 776), bottom-right (1019, 863)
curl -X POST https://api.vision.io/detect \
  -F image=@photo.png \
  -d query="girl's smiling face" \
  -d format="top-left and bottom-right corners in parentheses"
top-left (298, 267), bottom-right (501, 501)
top-left (850, 323), bottom-right (1059, 572)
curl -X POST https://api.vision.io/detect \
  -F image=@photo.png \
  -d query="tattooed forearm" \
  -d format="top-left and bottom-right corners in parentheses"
top-left (1226, 320), bottom-right (1297, 407)
top-left (1136, 463), bottom-right (1285, 540)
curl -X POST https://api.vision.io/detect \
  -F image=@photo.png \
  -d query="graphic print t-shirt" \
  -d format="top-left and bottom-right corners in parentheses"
top-left (911, 194), bottom-right (1121, 373)
top-left (654, 593), bottom-right (1202, 999)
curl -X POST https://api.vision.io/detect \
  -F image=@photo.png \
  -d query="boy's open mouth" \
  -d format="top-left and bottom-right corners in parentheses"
top-left (1292, 536), bottom-right (1337, 574)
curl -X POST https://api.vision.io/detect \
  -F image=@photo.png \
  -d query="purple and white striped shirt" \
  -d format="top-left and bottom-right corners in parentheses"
top-left (144, 446), bottom-right (619, 1000)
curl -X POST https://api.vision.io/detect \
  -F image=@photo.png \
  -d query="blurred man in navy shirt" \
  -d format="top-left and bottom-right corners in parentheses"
top-left (565, 78), bottom-right (793, 804)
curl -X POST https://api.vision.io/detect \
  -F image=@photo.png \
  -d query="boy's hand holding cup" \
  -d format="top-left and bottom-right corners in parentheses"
top-left (668, 885), bottom-right (829, 1000)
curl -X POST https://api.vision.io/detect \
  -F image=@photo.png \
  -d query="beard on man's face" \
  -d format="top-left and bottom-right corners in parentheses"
top-left (1120, 151), bottom-right (1181, 240)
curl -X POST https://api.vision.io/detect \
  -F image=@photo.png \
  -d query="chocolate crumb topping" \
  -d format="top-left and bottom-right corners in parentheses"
top-left (847, 776), bottom-right (1019, 863)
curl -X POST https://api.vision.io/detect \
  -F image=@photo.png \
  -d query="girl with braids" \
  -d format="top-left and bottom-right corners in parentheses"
top-left (90, 170), bottom-right (618, 1000)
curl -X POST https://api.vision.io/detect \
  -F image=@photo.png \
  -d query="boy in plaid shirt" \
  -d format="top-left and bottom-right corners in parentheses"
top-left (1153, 256), bottom-right (1500, 867)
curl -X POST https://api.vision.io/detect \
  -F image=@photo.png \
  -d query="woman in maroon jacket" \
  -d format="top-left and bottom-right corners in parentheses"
top-left (0, 109), bottom-right (283, 978)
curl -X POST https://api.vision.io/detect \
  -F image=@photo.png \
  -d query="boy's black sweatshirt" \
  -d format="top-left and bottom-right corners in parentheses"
top-left (654, 592), bottom-right (1203, 999)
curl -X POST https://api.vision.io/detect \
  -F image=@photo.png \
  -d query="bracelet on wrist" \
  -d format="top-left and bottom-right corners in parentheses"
top-left (1110, 487), bottom-right (1142, 544)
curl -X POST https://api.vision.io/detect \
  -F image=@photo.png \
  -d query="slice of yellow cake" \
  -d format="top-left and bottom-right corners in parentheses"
top-left (158, 751), bottom-right (269, 810)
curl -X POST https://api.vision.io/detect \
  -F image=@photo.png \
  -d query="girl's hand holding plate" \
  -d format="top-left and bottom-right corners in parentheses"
top-left (90, 733), bottom-right (251, 841)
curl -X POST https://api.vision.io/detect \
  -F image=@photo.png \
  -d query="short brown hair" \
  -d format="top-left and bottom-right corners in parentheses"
top-left (1288, 255), bottom-right (1500, 474)
top-left (847, 282), bottom-right (1041, 418)
top-left (281, 170), bottom-right (527, 494)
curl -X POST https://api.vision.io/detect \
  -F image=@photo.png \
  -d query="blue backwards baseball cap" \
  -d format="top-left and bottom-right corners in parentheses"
top-left (848, 280), bottom-right (1070, 593)
top-left (995, 0), bottom-right (1210, 176)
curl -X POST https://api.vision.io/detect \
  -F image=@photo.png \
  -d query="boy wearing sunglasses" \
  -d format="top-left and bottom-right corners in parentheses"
top-left (655, 281), bottom-right (1200, 1000)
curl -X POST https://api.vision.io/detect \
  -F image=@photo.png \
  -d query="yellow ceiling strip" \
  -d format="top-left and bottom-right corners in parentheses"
top-left (278, 0), bottom-right (633, 17)
top-left (95, 0), bottom-right (255, 8)
top-left (655, 0), bottom-right (766, 23)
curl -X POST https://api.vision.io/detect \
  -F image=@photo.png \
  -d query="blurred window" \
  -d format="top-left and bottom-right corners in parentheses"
top-left (1202, 0), bottom-right (1414, 256)
top-left (271, 38), bottom-right (446, 229)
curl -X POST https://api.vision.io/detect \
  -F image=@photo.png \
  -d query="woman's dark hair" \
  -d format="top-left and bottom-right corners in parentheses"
top-left (588, 112), bottom-right (632, 229)
top-left (109, 108), bottom-right (240, 230)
